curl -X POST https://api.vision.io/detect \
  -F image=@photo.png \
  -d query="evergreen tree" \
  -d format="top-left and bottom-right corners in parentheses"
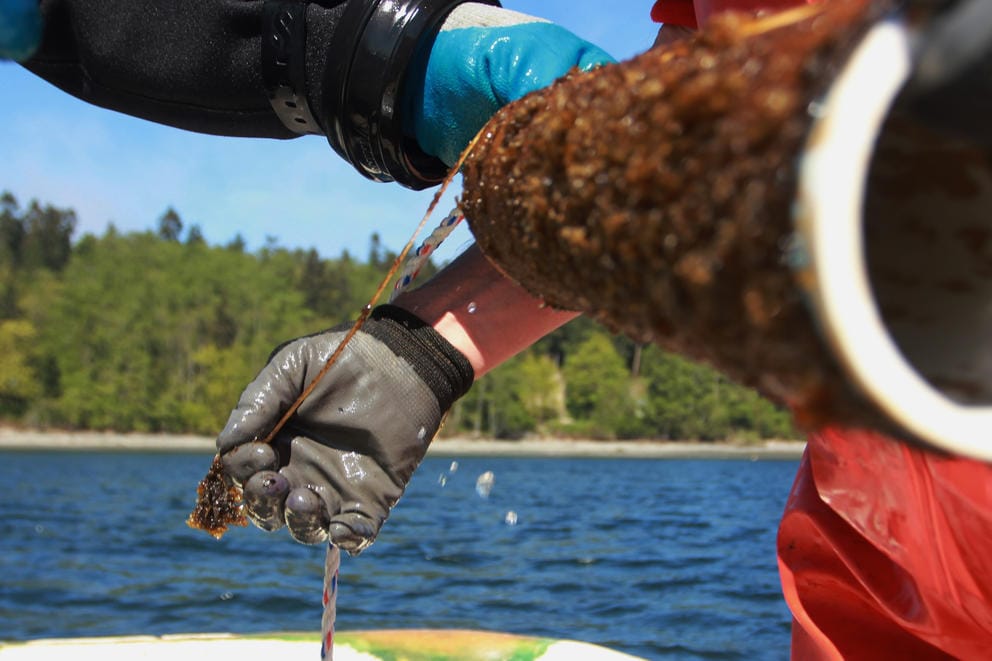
top-left (157, 207), bottom-right (183, 242)
top-left (368, 232), bottom-right (384, 269)
top-left (227, 233), bottom-right (246, 252)
top-left (20, 200), bottom-right (76, 271)
top-left (0, 192), bottom-right (24, 268)
top-left (186, 224), bottom-right (206, 246)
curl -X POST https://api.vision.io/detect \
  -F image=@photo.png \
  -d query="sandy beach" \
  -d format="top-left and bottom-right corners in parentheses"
top-left (0, 427), bottom-right (804, 459)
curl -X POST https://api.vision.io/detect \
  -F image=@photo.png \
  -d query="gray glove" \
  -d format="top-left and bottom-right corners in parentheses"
top-left (217, 305), bottom-right (473, 554)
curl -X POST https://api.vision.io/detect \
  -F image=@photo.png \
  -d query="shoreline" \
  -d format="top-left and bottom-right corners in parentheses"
top-left (0, 428), bottom-right (805, 459)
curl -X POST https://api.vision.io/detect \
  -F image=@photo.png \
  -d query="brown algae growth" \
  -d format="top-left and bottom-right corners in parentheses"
top-left (187, 455), bottom-right (247, 539)
top-left (461, 0), bottom-right (894, 431)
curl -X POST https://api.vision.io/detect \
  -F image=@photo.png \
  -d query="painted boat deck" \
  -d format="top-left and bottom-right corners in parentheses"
top-left (0, 630), bottom-right (645, 660)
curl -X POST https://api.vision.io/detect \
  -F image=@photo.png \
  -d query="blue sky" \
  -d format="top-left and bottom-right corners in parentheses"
top-left (0, 2), bottom-right (659, 260)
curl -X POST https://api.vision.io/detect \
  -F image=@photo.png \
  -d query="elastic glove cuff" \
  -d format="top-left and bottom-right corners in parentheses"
top-left (361, 305), bottom-right (474, 410)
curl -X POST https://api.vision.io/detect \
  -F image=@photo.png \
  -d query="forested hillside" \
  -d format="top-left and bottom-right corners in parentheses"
top-left (0, 192), bottom-right (795, 441)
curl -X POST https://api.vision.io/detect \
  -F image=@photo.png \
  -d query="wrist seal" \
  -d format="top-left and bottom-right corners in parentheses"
top-left (363, 305), bottom-right (475, 411)
top-left (323, 0), bottom-right (500, 189)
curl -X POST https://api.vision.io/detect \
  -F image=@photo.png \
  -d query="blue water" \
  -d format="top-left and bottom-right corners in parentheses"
top-left (0, 452), bottom-right (799, 660)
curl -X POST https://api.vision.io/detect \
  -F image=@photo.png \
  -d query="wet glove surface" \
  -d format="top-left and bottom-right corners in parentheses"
top-left (217, 305), bottom-right (473, 554)
top-left (402, 2), bottom-right (615, 167)
top-left (0, 0), bottom-right (40, 60)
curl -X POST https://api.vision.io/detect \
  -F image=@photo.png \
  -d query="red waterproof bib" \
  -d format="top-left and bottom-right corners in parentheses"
top-left (645, 2), bottom-right (992, 656)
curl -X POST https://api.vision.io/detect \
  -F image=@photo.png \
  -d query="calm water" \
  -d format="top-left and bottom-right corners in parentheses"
top-left (0, 452), bottom-right (800, 660)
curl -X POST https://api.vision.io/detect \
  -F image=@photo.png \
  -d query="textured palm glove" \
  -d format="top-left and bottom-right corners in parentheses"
top-left (0, 0), bottom-right (40, 60)
top-left (217, 305), bottom-right (473, 554)
top-left (402, 3), bottom-right (616, 167)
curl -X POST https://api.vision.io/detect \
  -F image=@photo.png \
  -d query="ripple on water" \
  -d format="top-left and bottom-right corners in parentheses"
top-left (0, 452), bottom-right (798, 660)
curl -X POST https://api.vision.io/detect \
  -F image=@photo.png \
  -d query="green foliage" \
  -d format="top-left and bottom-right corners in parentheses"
top-left (562, 333), bottom-right (633, 438)
top-left (638, 345), bottom-right (796, 441)
top-left (31, 230), bottom-right (313, 431)
top-left (0, 194), bottom-right (76, 319)
top-left (157, 207), bottom-right (183, 242)
top-left (0, 191), bottom-right (798, 442)
top-left (0, 318), bottom-right (42, 415)
top-left (20, 200), bottom-right (76, 272)
top-left (450, 351), bottom-right (564, 439)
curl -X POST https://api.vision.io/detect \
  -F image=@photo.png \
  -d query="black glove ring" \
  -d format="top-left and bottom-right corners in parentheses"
top-left (323, 0), bottom-right (500, 189)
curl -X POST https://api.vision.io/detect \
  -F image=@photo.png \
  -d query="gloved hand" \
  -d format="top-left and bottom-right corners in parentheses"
top-left (217, 305), bottom-right (473, 554)
top-left (0, 0), bottom-right (41, 61)
top-left (402, 3), bottom-right (615, 167)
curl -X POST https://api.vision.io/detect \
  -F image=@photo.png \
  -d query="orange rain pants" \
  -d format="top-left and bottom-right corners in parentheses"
top-left (649, 1), bottom-right (992, 657)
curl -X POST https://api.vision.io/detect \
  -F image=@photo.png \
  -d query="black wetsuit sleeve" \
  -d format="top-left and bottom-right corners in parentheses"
top-left (22, 0), bottom-right (346, 139)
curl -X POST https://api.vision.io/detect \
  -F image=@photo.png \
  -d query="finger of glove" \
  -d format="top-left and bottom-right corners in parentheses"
top-left (243, 470), bottom-right (290, 531)
top-left (284, 487), bottom-right (331, 545)
top-left (329, 513), bottom-right (381, 555)
top-left (215, 335), bottom-right (337, 455)
top-left (278, 434), bottom-right (399, 553)
top-left (220, 442), bottom-right (279, 486)
top-left (0, 0), bottom-right (42, 61)
top-left (405, 4), bottom-right (615, 166)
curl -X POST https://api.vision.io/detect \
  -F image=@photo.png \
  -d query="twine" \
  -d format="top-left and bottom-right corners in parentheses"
top-left (390, 207), bottom-right (464, 300)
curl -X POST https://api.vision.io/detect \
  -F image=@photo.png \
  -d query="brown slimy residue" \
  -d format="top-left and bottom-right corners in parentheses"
top-left (187, 454), bottom-right (247, 539)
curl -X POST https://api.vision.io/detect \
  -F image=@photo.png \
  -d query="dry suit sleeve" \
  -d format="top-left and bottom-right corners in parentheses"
top-left (23, 0), bottom-right (349, 139)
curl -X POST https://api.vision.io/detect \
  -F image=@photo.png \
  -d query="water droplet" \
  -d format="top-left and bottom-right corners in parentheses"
top-left (466, 302), bottom-right (478, 314)
top-left (504, 511), bottom-right (518, 526)
top-left (220, 591), bottom-right (234, 601)
top-left (417, 426), bottom-right (427, 441)
top-left (437, 474), bottom-right (447, 487)
top-left (475, 471), bottom-right (495, 498)
top-left (449, 461), bottom-right (459, 473)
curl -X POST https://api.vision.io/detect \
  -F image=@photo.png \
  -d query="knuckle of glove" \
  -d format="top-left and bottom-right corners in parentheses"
top-left (220, 442), bottom-right (279, 486)
top-left (416, 5), bottom-right (613, 166)
top-left (243, 470), bottom-right (290, 531)
top-left (440, 4), bottom-right (615, 102)
top-left (329, 515), bottom-right (381, 555)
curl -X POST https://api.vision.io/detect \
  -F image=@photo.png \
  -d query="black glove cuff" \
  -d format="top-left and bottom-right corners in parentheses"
top-left (363, 305), bottom-right (475, 410)
top-left (322, 0), bottom-right (500, 189)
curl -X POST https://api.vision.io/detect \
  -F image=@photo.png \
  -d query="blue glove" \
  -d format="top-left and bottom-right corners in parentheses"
top-left (403, 3), bottom-right (615, 167)
top-left (0, 0), bottom-right (40, 61)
